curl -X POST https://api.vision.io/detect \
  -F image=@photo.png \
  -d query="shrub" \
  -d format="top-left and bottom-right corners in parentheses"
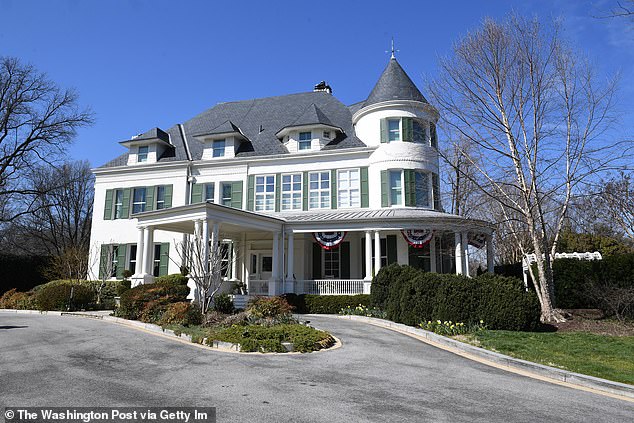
top-left (116, 279), bottom-right (132, 296)
top-left (159, 302), bottom-right (202, 326)
top-left (247, 296), bottom-right (293, 318)
top-left (117, 280), bottom-right (189, 320)
top-left (0, 289), bottom-right (37, 310)
top-left (155, 274), bottom-right (189, 285)
top-left (213, 294), bottom-right (235, 314)
top-left (419, 320), bottom-right (487, 336)
top-left (35, 283), bottom-right (94, 311)
top-left (371, 263), bottom-right (423, 309)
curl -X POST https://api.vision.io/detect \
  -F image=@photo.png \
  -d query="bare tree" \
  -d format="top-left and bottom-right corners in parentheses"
top-left (599, 173), bottom-right (634, 239)
top-left (428, 15), bottom-right (625, 322)
top-left (0, 57), bottom-right (93, 222)
top-left (176, 233), bottom-right (240, 314)
top-left (85, 242), bottom-right (116, 305)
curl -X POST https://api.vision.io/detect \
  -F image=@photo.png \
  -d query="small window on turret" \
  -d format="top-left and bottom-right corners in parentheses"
top-left (388, 119), bottom-right (400, 142)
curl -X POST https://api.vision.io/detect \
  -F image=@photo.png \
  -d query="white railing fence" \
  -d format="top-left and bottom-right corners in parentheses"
top-left (296, 279), bottom-right (365, 295)
top-left (248, 280), bottom-right (269, 296)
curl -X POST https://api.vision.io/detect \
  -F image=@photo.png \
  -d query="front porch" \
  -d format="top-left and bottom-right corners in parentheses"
top-left (130, 203), bottom-right (495, 297)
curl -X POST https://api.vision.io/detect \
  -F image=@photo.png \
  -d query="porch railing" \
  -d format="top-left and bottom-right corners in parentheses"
top-left (248, 280), bottom-right (269, 296)
top-left (297, 279), bottom-right (365, 295)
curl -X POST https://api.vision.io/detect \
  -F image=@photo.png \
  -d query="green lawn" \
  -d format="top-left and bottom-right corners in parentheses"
top-left (470, 331), bottom-right (634, 385)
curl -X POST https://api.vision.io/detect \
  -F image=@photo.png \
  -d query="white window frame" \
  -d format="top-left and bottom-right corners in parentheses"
top-left (337, 168), bottom-right (360, 209)
top-left (128, 244), bottom-right (137, 275)
top-left (281, 173), bottom-right (302, 211)
top-left (212, 139), bottom-right (226, 158)
top-left (152, 244), bottom-right (161, 277)
top-left (204, 183), bottom-right (215, 203)
top-left (221, 183), bottom-right (232, 206)
top-left (132, 187), bottom-right (146, 214)
top-left (298, 131), bottom-right (312, 150)
top-left (156, 185), bottom-right (165, 210)
top-left (308, 171), bottom-right (330, 210)
top-left (388, 170), bottom-right (403, 207)
top-left (255, 175), bottom-right (275, 212)
top-left (137, 146), bottom-right (149, 163)
top-left (323, 130), bottom-right (331, 139)
top-left (111, 245), bottom-right (119, 278)
top-left (387, 118), bottom-right (401, 142)
top-left (114, 189), bottom-right (124, 219)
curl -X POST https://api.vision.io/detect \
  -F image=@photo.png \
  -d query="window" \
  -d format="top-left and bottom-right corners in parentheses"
top-left (409, 243), bottom-right (431, 272)
top-left (129, 245), bottom-right (137, 274)
top-left (323, 248), bottom-right (340, 278)
top-left (255, 175), bottom-right (275, 211)
top-left (388, 119), bottom-right (400, 142)
top-left (156, 186), bottom-right (165, 210)
top-left (309, 171), bottom-right (330, 209)
top-left (413, 120), bottom-right (426, 143)
top-left (299, 131), bottom-right (312, 150)
top-left (114, 189), bottom-right (124, 219)
top-left (337, 169), bottom-right (360, 208)
top-left (415, 172), bottom-right (430, 208)
top-left (204, 183), bottom-right (215, 202)
top-left (111, 245), bottom-right (119, 278)
top-left (153, 244), bottom-right (161, 277)
top-left (323, 130), bottom-right (331, 139)
top-left (389, 170), bottom-right (402, 206)
top-left (132, 187), bottom-right (146, 214)
top-left (220, 242), bottom-right (231, 278)
top-left (212, 139), bottom-right (225, 157)
top-left (221, 183), bottom-right (232, 206)
top-left (138, 146), bottom-right (149, 163)
top-left (281, 173), bottom-right (302, 211)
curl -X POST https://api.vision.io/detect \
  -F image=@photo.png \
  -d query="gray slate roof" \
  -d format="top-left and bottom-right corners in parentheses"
top-left (193, 120), bottom-right (241, 137)
top-left (285, 103), bottom-right (337, 130)
top-left (364, 58), bottom-right (427, 107)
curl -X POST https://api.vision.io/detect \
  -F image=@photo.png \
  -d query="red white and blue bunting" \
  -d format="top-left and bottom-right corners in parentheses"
top-left (313, 232), bottom-right (347, 250)
top-left (468, 232), bottom-right (487, 249)
top-left (401, 229), bottom-right (434, 248)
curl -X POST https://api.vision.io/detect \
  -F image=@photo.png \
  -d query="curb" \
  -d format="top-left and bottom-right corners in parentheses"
top-left (310, 314), bottom-right (634, 401)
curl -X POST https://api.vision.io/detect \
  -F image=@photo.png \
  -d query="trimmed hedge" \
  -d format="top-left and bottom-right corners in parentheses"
top-left (155, 274), bottom-right (189, 285)
top-left (0, 289), bottom-right (37, 310)
top-left (159, 302), bottom-right (202, 326)
top-left (374, 265), bottom-right (540, 331)
top-left (117, 280), bottom-right (189, 321)
top-left (282, 294), bottom-right (371, 314)
top-left (35, 283), bottom-right (94, 311)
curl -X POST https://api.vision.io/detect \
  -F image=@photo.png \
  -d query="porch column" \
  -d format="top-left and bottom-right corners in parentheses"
top-left (202, 220), bottom-right (210, 272)
top-left (462, 231), bottom-right (470, 277)
top-left (454, 232), bottom-right (463, 275)
top-left (374, 230), bottom-right (381, 275)
top-left (486, 234), bottom-right (494, 273)
top-left (231, 241), bottom-right (238, 280)
top-left (286, 231), bottom-right (294, 293)
top-left (142, 225), bottom-right (154, 276)
top-left (364, 231), bottom-right (373, 280)
top-left (134, 226), bottom-right (145, 276)
top-left (429, 233), bottom-right (437, 273)
top-left (269, 232), bottom-right (280, 296)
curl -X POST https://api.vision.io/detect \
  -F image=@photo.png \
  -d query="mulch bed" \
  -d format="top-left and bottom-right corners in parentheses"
top-left (553, 309), bottom-right (634, 336)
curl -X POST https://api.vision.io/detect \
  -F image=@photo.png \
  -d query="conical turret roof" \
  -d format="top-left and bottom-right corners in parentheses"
top-left (364, 57), bottom-right (427, 107)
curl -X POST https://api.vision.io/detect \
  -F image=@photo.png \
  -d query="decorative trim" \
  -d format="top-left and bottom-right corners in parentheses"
top-left (313, 232), bottom-right (347, 250)
top-left (401, 229), bottom-right (434, 248)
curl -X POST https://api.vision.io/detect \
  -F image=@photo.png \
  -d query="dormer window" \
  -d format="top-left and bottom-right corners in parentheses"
top-left (212, 139), bottom-right (226, 157)
top-left (298, 132), bottom-right (312, 150)
top-left (323, 130), bottom-right (331, 139)
top-left (138, 146), bottom-right (149, 163)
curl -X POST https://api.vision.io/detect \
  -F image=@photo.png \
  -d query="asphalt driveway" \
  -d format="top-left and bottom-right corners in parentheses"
top-left (0, 312), bottom-right (632, 422)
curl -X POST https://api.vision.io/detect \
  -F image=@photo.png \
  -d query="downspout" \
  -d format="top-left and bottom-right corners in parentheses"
top-left (178, 123), bottom-right (194, 204)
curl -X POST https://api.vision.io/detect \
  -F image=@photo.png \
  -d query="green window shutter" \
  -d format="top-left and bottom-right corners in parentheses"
top-left (116, 244), bottom-right (127, 279)
top-left (380, 119), bottom-right (388, 143)
top-left (402, 117), bottom-right (413, 142)
top-left (121, 188), bottom-right (131, 218)
top-left (432, 173), bottom-right (441, 211)
top-left (302, 171), bottom-right (309, 211)
top-left (231, 181), bottom-right (243, 209)
top-left (360, 239), bottom-right (366, 277)
top-left (360, 167), bottom-right (369, 208)
top-left (99, 245), bottom-right (109, 279)
top-left (164, 185), bottom-right (173, 208)
top-left (386, 235), bottom-right (397, 265)
top-left (247, 175), bottom-right (255, 211)
top-left (275, 173), bottom-right (281, 212)
top-left (330, 169), bottom-right (337, 210)
top-left (191, 183), bottom-right (203, 204)
top-left (103, 190), bottom-right (114, 220)
top-left (404, 170), bottom-right (416, 207)
top-left (340, 242), bottom-right (350, 279)
top-left (159, 243), bottom-right (170, 276)
top-left (145, 186), bottom-right (154, 212)
top-left (380, 170), bottom-right (388, 207)
top-left (312, 243), bottom-right (322, 279)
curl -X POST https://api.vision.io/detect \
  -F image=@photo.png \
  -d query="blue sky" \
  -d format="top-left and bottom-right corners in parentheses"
top-left (2, 0), bottom-right (632, 167)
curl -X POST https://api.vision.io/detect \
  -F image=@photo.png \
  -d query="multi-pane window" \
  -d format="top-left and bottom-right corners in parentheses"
top-left (337, 169), bottom-right (360, 208)
top-left (298, 131), bottom-right (312, 150)
top-left (212, 139), bottom-right (225, 157)
top-left (309, 172), bottom-right (330, 209)
top-left (281, 173), bottom-right (302, 211)
top-left (132, 187), bottom-right (146, 214)
top-left (111, 245), bottom-right (119, 278)
top-left (129, 245), bottom-right (137, 274)
top-left (204, 183), bottom-right (215, 202)
top-left (389, 170), bottom-right (402, 206)
top-left (138, 146), bottom-right (149, 163)
top-left (323, 130), bottom-right (331, 139)
top-left (153, 244), bottom-right (161, 277)
top-left (413, 120), bottom-right (426, 143)
top-left (415, 172), bottom-right (430, 208)
top-left (255, 175), bottom-right (275, 211)
top-left (114, 189), bottom-right (124, 219)
top-left (388, 119), bottom-right (400, 142)
top-left (156, 186), bottom-right (165, 210)
top-left (221, 183), bottom-right (232, 206)
top-left (323, 248), bottom-right (340, 278)
top-left (220, 242), bottom-right (231, 278)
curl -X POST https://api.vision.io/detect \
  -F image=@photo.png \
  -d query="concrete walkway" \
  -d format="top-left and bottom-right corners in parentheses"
top-left (1, 312), bottom-right (633, 422)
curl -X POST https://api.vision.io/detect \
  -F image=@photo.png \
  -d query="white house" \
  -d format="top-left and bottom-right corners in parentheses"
top-left (88, 57), bottom-right (494, 296)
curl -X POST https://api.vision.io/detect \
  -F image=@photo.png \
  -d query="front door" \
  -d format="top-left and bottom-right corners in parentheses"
top-left (250, 252), bottom-right (273, 280)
